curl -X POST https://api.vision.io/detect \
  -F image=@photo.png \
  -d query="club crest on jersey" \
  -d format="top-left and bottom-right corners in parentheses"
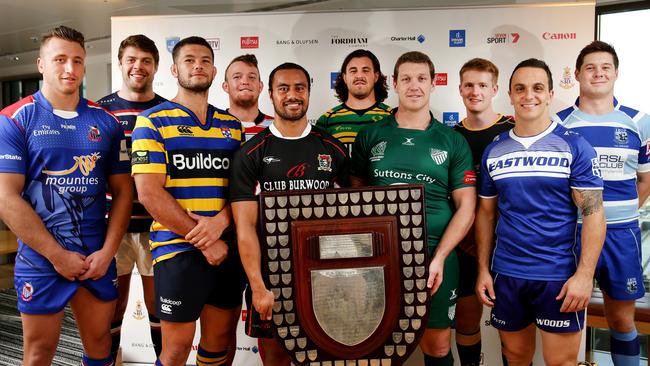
top-left (430, 149), bottom-right (448, 165)
top-left (21, 282), bottom-right (33, 302)
top-left (626, 277), bottom-right (638, 294)
top-left (317, 154), bottom-right (332, 172)
top-left (370, 141), bottom-right (387, 162)
top-left (221, 127), bottom-right (233, 140)
top-left (614, 128), bottom-right (628, 144)
top-left (88, 126), bottom-right (101, 142)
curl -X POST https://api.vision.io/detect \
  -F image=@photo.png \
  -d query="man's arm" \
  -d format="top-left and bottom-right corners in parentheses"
top-left (638, 172), bottom-right (650, 207)
top-left (475, 197), bottom-right (498, 307)
top-left (80, 173), bottom-right (133, 280)
top-left (232, 200), bottom-right (275, 320)
top-left (557, 188), bottom-right (605, 312)
top-left (426, 186), bottom-right (476, 294)
top-left (0, 173), bottom-right (88, 280)
top-left (134, 173), bottom-right (195, 236)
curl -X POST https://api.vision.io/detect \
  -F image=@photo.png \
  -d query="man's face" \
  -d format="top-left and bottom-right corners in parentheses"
top-left (37, 37), bottom-right (85, 96)
top-left (119, 46), bottom-right (157, 93)
top-left (509, 67), bottom-right (553, 123)
top-left (223, 61), bottom-right (263, 108)
top-left (270, 69), bottom-right (309, 122)
top-left (575, 51), bottom-right (618, 99)
top-left (342, 56), bottom-right (379, 100)
top-left (393, 62), bottom-right (434, 112)
top-left (171, 44), bottom-right (216, 93)
top-left (459, 70), bottom-right (498, 114)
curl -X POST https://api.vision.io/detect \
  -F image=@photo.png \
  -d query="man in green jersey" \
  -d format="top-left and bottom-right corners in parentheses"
top-left (317, 49), bottom-right (392, 153)
top-left (351, 51), bottom-right (476, 366)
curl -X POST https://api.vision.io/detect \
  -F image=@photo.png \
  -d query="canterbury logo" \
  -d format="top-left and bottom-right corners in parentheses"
top-left (43, 153), bottom-right (101, 177)
top-left (177, 125), bottom-right (193, 135)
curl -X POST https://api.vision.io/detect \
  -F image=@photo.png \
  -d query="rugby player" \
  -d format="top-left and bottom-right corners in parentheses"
top-left (351, 51), bottom-right (476, 366)
top-left (231, 62), bottom-right (349, 366)
top-left (131, 36), bottom-right (245, 366)
top-left (476, 58), bottom-right (606, 366)
top-left (0, 26), bottom-right (133, 366)
top-left (97, 34), bottom-right (166, 362)
top-left (453, 58), bottom-right (514, 366)
top-left (554, 41), bottom-right (650, 366)
top-left (317, 49), bottom-right (392, 153)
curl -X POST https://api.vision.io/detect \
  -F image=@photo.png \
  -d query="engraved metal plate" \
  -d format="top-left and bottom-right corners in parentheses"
top-left (319, 233), bottom-right (373, 259)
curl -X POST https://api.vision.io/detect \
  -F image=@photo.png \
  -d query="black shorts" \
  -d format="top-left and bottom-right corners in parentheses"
top-left (456, 246), bottom-right (478, 298)
top-left (154, 249), bottom-right (246, 322)
top-left (244, 285), bottom-right (274, 338)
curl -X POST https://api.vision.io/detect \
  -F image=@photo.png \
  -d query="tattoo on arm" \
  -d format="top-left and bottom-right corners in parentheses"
top-left (573, 189), bottom-right (604, 216)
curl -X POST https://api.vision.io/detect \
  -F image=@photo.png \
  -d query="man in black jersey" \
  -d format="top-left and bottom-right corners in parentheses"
top-left (231, 63), bottom-right (349, 366)
top-left (453, 58), bottom-right (514, 366)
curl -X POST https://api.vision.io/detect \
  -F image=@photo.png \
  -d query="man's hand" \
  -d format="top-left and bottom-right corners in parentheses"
top-left (253, 287), bottom-right (276, 321)
top-left (556, 271), bottom-right (593, 312)
top-left (186, 210), bottom-right (226, 250)
top-left (476, 269), bottom-right (495, 307)
top-left (200, 239), bottom-right (228, 266)
top-left (426, 255), bottom-right (445, 295)
top-left (78, 248), bottom-right (113, 281)
top-left (50, 250), bottom-right (88, 281)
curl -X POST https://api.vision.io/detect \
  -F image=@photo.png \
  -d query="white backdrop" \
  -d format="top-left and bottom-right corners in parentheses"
top-left (112, 3), bottom-right (595, 365)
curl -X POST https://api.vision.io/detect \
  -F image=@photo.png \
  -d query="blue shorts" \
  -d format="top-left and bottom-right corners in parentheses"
top-left (491, 274), bottom-right (584, 333)
top-left (14, 260), bottom-right (118, 314)
top-left (577, 226), bottom-right (645, 300)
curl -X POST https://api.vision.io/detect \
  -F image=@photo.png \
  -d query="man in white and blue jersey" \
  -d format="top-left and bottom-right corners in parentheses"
top-left (97, 34), bottom-right (166, 362)
top-left (553, 41), bottom-right (650, 366)
top-left (132, 36), bottom-right (245, 366)
top-left (0, 26), bottom-right (133, 366)
top-left (475, 58), bottom-right (606, 366)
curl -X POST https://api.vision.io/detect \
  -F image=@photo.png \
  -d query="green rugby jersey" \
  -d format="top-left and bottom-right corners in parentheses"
top-left (351, 114), bottom-right (475, 247)
top-left (316, 102), bottom-right (392, 153)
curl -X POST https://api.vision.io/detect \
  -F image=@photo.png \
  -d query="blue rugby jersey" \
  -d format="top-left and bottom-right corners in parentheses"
top-left (0, 91), bottom-right (130, 276)
top-left (479, 122), bottom-right (602, 280)
top-left (131, 101), bottom-right (242, 264)
top-left (554, 98), bottom-right (650, 228)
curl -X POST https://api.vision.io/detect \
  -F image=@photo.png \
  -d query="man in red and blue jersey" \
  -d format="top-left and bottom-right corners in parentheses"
top-left (0, 26), bottom-right (133, 366)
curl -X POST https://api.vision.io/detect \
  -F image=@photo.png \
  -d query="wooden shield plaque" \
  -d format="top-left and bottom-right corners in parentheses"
top-left (259, 185), bottom-right (429, 365)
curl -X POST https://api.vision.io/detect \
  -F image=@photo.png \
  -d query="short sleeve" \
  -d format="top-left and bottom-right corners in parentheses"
top-left (448, 133), bottom-right (476, 191)
top-left (131, 115), bottom-right (167, 175)
top-left (229, 148), bottom-right (260, 202)
top-left (0, 115), bottom-right (27, 174)
top-left (570, 135), bottom-right (603, 190)
top-left (636, 113), bottom-right (650, 173)
top-left (478, 146), bottom-right (497, 198)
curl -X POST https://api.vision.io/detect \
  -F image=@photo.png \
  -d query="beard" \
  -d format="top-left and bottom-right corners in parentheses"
top-left (273, 101), bottom-right (307, 121)
top-left (233, 94), bottom-right (259, 109)
top-left (178, 75), bottom-right (212, 93)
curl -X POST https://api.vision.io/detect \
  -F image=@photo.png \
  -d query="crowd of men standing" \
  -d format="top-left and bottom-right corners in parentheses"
top-left (0, 24), bottom-right (648, 366)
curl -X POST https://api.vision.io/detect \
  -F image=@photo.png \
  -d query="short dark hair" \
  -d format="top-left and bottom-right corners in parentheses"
top-left (334, 49), bottom-right (388, 103)
top-left (118, 34), bottom-right (159, 65)
top-left (172, 36), bottom-right (213, 64)
top-left (225, 54), bottom-right (259, 81)
top-left (268, 62), bottom-right (311, 91)
top-left (576, 40), bottom-right (619, 70)
top-left (41, 26), bottom-right (85, 51)
top-left (459, 58), bottom-right (499, 84)
top-left (509, 58), bottom-right (553, 91)
top-left (393, 51), bottom-right (435, 80)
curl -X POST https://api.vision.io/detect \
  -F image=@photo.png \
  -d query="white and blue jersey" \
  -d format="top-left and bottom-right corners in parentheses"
top-left (553, 98), bottom-right (650, 228)
top-left (479, 122), bottom-right (602, 281)
top-left (0, 91), bottom-right (130, 277)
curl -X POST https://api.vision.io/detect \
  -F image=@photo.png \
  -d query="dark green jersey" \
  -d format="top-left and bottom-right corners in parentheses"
top-left (351, 114), bottom-right (475, 247)
top-left (316, 102), bottom-right (392, 153)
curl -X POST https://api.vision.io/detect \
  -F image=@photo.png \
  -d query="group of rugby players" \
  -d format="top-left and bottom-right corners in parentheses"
top-left (0, 24), bottom-right (647, 366)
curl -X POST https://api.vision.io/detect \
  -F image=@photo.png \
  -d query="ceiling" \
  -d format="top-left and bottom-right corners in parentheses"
top-left (0, 0), bottom-right (627, 74)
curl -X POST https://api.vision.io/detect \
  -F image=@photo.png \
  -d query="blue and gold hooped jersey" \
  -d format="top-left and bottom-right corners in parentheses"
top-left (131, 101), bottom-right (242, 264)
top-left (0, 91), bottom-right (130, 276)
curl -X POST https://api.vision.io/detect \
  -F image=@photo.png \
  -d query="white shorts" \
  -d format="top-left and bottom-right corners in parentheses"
top-left (115, 232), bottom-right (153, 276)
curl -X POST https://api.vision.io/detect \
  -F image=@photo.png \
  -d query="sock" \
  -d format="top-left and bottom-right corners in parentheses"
top-left (196, 346), bottom-right (228, 366)
top-left (610, 328), bottom-right (640, 366)
top-left (109, 320), bottom-right (122, 363)
top-left (155, 359), bottom-right (164, 366)
top-left (81, 354), bottom-right (113, 366)
top-left (456, 330), bottom-right (481, 366)
top-left (148, 313), bottom-right (162, 357)
top-left (424, 351), bottom-right (454, 366)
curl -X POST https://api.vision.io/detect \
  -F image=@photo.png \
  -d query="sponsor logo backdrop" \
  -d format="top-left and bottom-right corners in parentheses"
top-left (113, 3), bottom-right (594, 365)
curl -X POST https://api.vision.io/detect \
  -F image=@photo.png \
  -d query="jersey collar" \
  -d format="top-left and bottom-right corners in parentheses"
top-left (269, 121), bottom-right (311, 140)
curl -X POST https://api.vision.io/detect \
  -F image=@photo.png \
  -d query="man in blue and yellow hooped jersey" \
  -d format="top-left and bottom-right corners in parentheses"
top-left (131, 36), bottom-right (245, 366)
